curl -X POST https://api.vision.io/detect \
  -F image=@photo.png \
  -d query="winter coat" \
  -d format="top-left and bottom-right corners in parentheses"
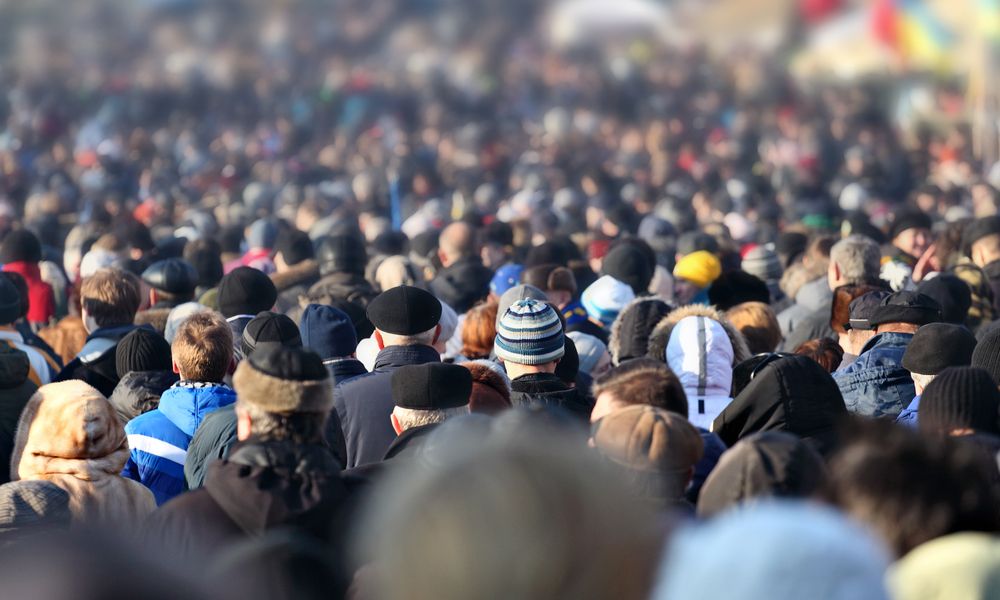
top-left (896, 395), bottom-right (920, 427)
top-left (429, 256), bottom-right (494, 314)
top-left (713, 355), bottom-right (848, 457)
top-left (0, 345), bottom-right (37, 484)
top-left (307, 272), bottom-right (378, 308)
top-left (123, 381), bottom-right (237, 505)
top-left (108, 370), bottom-right (179, 424)
top-left (776, 278), bottom-right (832, 339)
top-left (271, 259), bottom-right (320, 314)
top-left (2, 261), bottom-right (55, 326)
top-left (334, 344), bottom-right (441, 468)
top-left (10, 381), bottom-right (155, 529)
top-left (0, 329), bottom-right (54, 386)
top-left (38, 315), bottom-right (88, 365)
top-left (145, 439), bottom-right (356, 575)
top-left (509, 372), bottom-right (594, 420)
top-left (688, 428), bottom-right (727, 505)
top-left (833, 332), bottom-right (915, 419)
top-left (646, 304), bottom-right (751, 367)
top-left (55, 323), bottom-right (146, 397)
top-left (778, 304), bottom-right (835, 353)
top-left (323, 357), bottom-right (368, 386)
top-left (608, 297), bottom-right (673, 365)
top-left (184, 403), bottom-right (348, 490)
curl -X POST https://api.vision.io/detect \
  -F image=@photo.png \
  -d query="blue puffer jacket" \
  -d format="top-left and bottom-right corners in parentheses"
top-left (123, 381), bottom-right (236, 505)
top-left (833, 332), bottom-right (914, 419)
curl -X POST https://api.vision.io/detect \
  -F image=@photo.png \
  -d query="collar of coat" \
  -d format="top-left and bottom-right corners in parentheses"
top-left (373, 344), bottom-right (441, 371)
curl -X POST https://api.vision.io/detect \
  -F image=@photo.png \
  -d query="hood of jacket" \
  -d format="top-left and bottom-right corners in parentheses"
top-left (78, 323), bottom-right (148, 365)
top-left (108, 370), bottom-right (179, 424)
top-left (646, 304), bottom-right (751, 366)
top-left (608, 297), bottom-right (673, 365)
top-left (0, 343), bottom-right (30, 389)
top-left (204, 439), bottom-right (350, 537)
top-left (157, 382), bottom-right (237, 437)
top-left (270, 258), bottom-right (320, 293)
top-left (713, 356), bottom-right (847, 455)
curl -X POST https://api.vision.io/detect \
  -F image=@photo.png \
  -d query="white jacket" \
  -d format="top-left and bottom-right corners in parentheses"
top-left (665, 315), bottom-right (735, 429)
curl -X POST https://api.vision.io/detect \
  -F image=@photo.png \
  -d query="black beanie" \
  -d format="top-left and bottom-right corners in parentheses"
top-left (116, 328), bottom-right (172, 376)
top-left (916, 275), bottom-right (972, 325)
top-left (217, 267), bottom-right (278, 318)
top-left (242, 311), bottom-right (303, 358)
top-left (601, 243), bottom-right (653, 296)
top-left (901, 323), bottom-right (977, 375)
top-left (275, 229), bottom-right (314, 267)
top-left (0, 229), bottom-right (42, 264)
top-left (972, 328), bottom-right (1000, 386)
top-left (920, 367), bottom-right (1000, 435)
top-left (317, 234), bottom-right (367, 277)
top-left (707, 270), bottom-right (770, 311)
top-left (888, 207), bottom-right (932, 242)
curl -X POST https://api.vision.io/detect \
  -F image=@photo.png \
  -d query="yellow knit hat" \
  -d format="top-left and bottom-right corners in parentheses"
top-left (673, 250), bottom-right (722, 288)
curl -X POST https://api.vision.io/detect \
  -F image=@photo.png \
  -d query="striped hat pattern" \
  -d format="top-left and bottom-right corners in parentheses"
top-left (495, 299), bottom-right (566, 365)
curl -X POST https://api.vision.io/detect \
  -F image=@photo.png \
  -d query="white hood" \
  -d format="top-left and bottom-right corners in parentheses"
top-left (665, 315), bottom-right (735, 429)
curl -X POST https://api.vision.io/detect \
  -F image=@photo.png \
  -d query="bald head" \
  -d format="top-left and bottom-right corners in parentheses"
top-left (439, 222), bottom-right (476, 266)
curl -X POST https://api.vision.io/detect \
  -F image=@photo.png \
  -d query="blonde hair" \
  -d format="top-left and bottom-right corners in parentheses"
top-left (80, 268), bottom-right (141, 327)
top-left (392, 406), bottom-right (469, 432)
top-left (171, 311), bottom-right (233, 382)
top-left (725, 301), bottom-right (782, 354)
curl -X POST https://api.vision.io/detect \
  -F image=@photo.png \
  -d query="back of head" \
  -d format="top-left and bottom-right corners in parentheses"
top-left (972, 328), bottom-right (1000, 386)
top-left (0, 479), bottom-right (72, 541)
top-left (115, 328), bottom-right (172, 377)
top-left (592, 358), bottom-right (688, 418)
top-left (0, 229), bottom-right (42, 264)
top-left (830, 235), bottom-right (881, 286)
top-left (242, 311), bottom-right (303, 358)
top-left (917, 275), bottom-right (973, 325)
top-left (696, 431), bottom-right (827, 519)
top-left (0, 274), bottom-right (22, 325)
top-left (172, 311), bottom-right (234, 383)
top-left (80, 268), bottom-right (141, 329)
top-left (708, 271), bottom-right (770, 312)
top-left (274, 228), bottom-right (314, 267)
top-left (601, 243), bottom-right (654, 296)
top-left (830, 284), bottom-right (887, 334)
top-left (317, 234), bottom-right (367, 277)
top-left (665, 315), bottom-right (735, 402)
top-left (299, 303), bottom-right (357, 361)
top-left (217, 266), bottom-right (278, 318)
top-left (609, 298), bottom-right (672, 365)
top-left (793, 338), bottom-right (844, 373)
top-left (460, 302), bottom-right (499, 359)
top-left (919, 366), bottom-right (1000, 436)
top-left (495, 299), bottom-right (565, 366)
top-left (888, 533), bottom-right (1000, 600)
top-left (184, 238), bottom-right (224, 290)
top-left (901, 323), bottom-right (977, 376)
top-left (438, 221), bottom-right (475, 262)
top-left (725, 302), bottom-right (781, 355)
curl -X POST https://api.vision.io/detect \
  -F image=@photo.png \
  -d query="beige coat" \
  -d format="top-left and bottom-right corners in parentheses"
top-left (10, 380), bottom-right (155, 530)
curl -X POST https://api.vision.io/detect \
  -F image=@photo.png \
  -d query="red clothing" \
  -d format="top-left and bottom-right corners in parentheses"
top-left (2, 261), bottom-right (55, 325)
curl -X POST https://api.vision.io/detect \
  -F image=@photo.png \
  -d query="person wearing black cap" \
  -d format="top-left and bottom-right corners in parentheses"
top-left (333, 285), bottom-right (443, 468)
top-left (429, 222), bottom-right (493, 314)
top-left (136, 258), bottom-right (199, 336)
top-left (271, 229), bottom-right (320, 314)
top-left (881, 207), bottom-right (932, 291)
top-left (385, 363), bottom-right (472, 459)
top-left (601, 242), bottom-right (654, 297)
top-left (895, 323), bottom-right (978, 427)
top-left (833, 291), bottom-right (942, 419)
top-left (837, 290), bottom-right (890, 368)
top-left (146, 346), bottom-right (355, 569)
top-left (953, 215), bottom-right (1000, 328)
top-left (216, 266), bottom-right (279, 361)
top-left (240, 311), bottom-right (302, 358)
top-left (307, 233), bottom-right (377, 308)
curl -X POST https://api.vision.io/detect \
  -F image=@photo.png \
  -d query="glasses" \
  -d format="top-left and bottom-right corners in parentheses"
top-left (748, 352), bottom-right (796, 381)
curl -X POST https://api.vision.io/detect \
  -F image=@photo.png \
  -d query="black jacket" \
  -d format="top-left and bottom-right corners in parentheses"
top-left (429, 256), bottom-right (493, 314)
top-left (0, 344), bottom-right (38, 484)
top-left (712, 355), bottom-right (847, 457)
top-left (333, 344), bottom-right (441, 468)
top-left (271, 259), bottom-right (321, 314)
top-left (307, 271), bottom-right (378, 308)
top-left (509, 372), bottom-right (594, 420)
top-left (55, 324), bottom-right (145, 397)
top-left (108, 370), bottom-right (179, 424)
top-left (148, 439), bottom-right (358, 588)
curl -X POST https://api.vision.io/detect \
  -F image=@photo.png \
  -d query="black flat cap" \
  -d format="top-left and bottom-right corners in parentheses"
top-left (901, 323), bottom-right (977, 375)
top-left (391, 363), bottom-right (472, 410)
top-left (242, 310), bottom-right (303, 357)
top-left (868, 291), bottom-right (942, 327)
top-left (847, 291), bottom-right (891, 331)
top-left (367, 285), bottom-right (441, 335)
top-left (962, 215), bottom-right (1000, 257)
top-left (142, 258), bottom-right (198, 296)
top-left (217, 266), bottom-right (278, 318)
top-left (916, 274), bottom-right (972, 325)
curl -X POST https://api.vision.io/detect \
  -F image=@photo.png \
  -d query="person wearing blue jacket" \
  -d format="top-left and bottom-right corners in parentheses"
top-left (124, 311), bottom-right (236, 505)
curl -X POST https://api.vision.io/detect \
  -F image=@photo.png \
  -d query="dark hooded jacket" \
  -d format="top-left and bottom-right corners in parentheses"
top-left (55, 323), bottom-right (145, 397)
top-left (608, 297), bottom-right (672, 365)
top-left (713, 355), bottom-right (847, 457)
top-left (696, 431), bottom-right (827, 518)
top-left (429, 256), bottom-right (493, 314)
top-left (509, 372), bottom-right (594, 421)
top-left (307, 272), bottom-right (378, 308)
top-left (147, 439), bottom-right (356, 563)
top-left (107, 370), bottom-right (180, 424)
top-left (0, 344), bottom-right (38, 484)
top-left (271, 259), bottom-right (321, 314)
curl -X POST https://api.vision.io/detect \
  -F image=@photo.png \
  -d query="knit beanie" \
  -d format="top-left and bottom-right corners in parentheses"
top-left (495, 299), bottom-right (566, 365)
top-left (971, 328), bottom-right (1000, 386)
top-left (673, 250), bottom-right (722, 288)
top-left (920, 367), bottom-right (1000, 435)
top-left (233, 346), bottom-right (333, 413)
top-left (115, 328), bottom-right (172, 376)
top-left (300, 304), bottom-right (358, 360)
top-left (741, 245), bottom-right (783, 283)
top-left (217, 266), bottom-right (278, 317)
top-left (0, 229), bottom-right (42, 264)
top-left (582, 275), bottom-right (636, 327)
top-left (601, 243), bottom-right (654, 296)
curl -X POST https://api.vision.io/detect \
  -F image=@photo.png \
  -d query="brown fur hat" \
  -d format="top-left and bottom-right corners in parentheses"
top-left (645, 304), bottom-right (751, 366)
top-left (233, 346), bottom-right (333, 413)
top-left (461, 360), bottom-right (512, 415)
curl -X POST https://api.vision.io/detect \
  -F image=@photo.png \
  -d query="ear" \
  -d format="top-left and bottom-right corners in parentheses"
top-left (172, 360), bottom-right (180, 375)
top-left (437, 249), bottom-right (448, 265)
top-left (833, 262), bottom-right (842, 280)
top-left (390, 412), bottom-right (403, 435)
top-left (236, 407), bottom-right (253, 442)
top-left (375, 330), bottom-right (386, 350)
top-left (149, 289), bottom-right (158, 306)
top-left (432, 323), bottom-right (442, 344)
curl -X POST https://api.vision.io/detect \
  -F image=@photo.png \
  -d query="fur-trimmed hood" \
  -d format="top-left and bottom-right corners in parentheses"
top-left (608, 297), bottom-right (673, 365)
top-left (270, 259), bottom-right (320, 293)
top-left (646, 304), bottom-right (751, 365)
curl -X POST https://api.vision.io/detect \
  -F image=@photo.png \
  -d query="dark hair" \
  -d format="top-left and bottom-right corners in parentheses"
top-left (1, 272), bottom-right (29, 319)
top-left (794, 338), bottom-right (845, 373)
top-left (826, 420), bottom-right (1000, 557)
top-left (592, 358), bottom-right (688, 418)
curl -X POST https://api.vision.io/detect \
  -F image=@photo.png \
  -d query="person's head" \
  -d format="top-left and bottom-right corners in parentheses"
top-left (183, 237), bottom-right (224, 291)
top-left (672, 250), bottom-right (721, 303)
top-left (869, 291), bottom-right (942, 335)
top-left (581, 275), bottom-right (636, 328)
top-left (826, 420), bottom-right (1000, 557)
top-left (317, 233), bottom-right (367, 277)
top-left (725, 302), bottom-right (781, 355)
top-left (438, 222), bottom-right (476, 267)
top-left (0, 273), bottom-right (24, 325)
top-left (217, 266), bottom-right (278, 318)
top-left (972, 328), bottom-right (1000, 387)
top-left (273, 228), bottom-right (314, 271)
top-left (479, 221), bottom-right (513, 269)
top-left (171, 311), bottom-right (234, 383)
top-left (245, 218), bottom-right (279, 251)
top-left (916, 275), bottom-right (973, 325)
top-left (793, 338), bottom-right (845, 373)
top-left (461, 360), bottom-right (513, 415)
top-left (390, 363), bottom-right (473, 434)
top-left (141, 258), bottom-right (198, 306)
top-left (242, 311), bottom-right (303, 358)
top-left (115, 328), bottom-right (172, 377)
top-left (233, 346), bottom-right (333, 444)
top-left (522, 264), bottom-right (577, 309)
top-left (889, 208), bottom-right (933, 260)
top-left (601, 242), bottom-right (654, 297)
top-left (80, 268), bottom-right (141, 333)
top-left (567, 331), bottom-right (610, 376)
top-left (901, 323), bottom-right (977, 394)
top-left (827, 235), bottom-right (881, 290)
top-left (591, 358), bottom-right (687, 422)
top-left (707, 271), bottom-right (771, 311)
top-left (495, 299), bottom-right (565, 379)
top-left (367, 285), bottom-right (442, 349)
top-left (887, 533), bottom-right (1000, 600)
top-left (0, 229), bottom-right (42, 265)
top-left (964, 216), bottom-right (1000, 268)
top-left (591, 405), bottom-right (703, 505)
top-left (919, 367), bottom-right (1000, 437)
top-left (460, 302), bottom-right (499, 360)
top-left (299, 304), bottom-right (358, 361)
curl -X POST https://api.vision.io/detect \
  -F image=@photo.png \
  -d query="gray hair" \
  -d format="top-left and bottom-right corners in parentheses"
top-left (830, 235), bottom-right (881, 285)
top-left (380, 326), bottom-right (438, 347)
top-left (236, 399), bottom-right (327, 444)
top-left (392, 406), bottom-right (469, 432)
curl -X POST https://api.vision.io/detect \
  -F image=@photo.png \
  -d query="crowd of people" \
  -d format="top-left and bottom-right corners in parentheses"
top-left (2, 0), bottom-right (1000, 598)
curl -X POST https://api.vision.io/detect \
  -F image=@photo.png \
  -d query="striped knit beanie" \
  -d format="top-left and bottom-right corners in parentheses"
top-left (495, 299), bottom-right (566, 365)
top-left (582, 275), bottom-right (636, 328)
